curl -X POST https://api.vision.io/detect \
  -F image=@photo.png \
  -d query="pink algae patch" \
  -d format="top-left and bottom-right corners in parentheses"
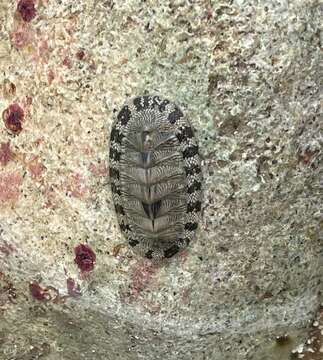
top-left (10, 27), bottom-right (32, 49)
top-left (62, 56), bottom-right (72, 68)
top-left (0, 171), bottom-right (23, 205)
top-left (74, 244), bottom-right (96, 272)
top-left (17, 0), bottom-right (37, 22)
top-left (28, 156), bottom-right (45, 179)
top-left (89, 162), bottom-right (107, 177)
top-left (2, 103), bottom-right (24, 134)
top-left (123, 260), bottom-right (160, 302)
top-left (29, 281), bottom-right (60, 302)
top-left (68, 173), bottom-right (88, 198)
top-left (47, 68), bottom-right (55, 85)
top-left (29, 281), bottom-right (49, 301)
top-left (66, 277), bottom-right (81, 297)
top-left (0, 142), bottom-right (13, 166)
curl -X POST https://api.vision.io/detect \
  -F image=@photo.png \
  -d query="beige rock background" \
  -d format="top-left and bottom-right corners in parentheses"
top-left (0, 0), bottom-right (322, 359)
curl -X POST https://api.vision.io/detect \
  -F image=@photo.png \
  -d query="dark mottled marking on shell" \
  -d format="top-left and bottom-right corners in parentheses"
top-left (158, 99), bottom-right (170, 112)
top-left (145, 250), bottom-right (153, 259)
top-left (185, 222), bottom-right (198, 231)
top-left (114, 204), bottom-right (125, 215)
top-left (110, 168), bottom-right (120, 179)
top-left (183, 145), bottom-right (199, 158)
top-left (187, 201), bottom-right (201, 213)
top-left (133, 96), bottom-right (150, 111)
top-left (185, 164), bottom-right (201, 176)
top-left (164, 244), bottom-right (180, 258)
top-left (168, 107), bottom-right (183, 124)
top-left (109, 95), bottom-right (202, 260)
top-left (109, 148), bottom-right (121, 161)
top-left (120, 223), bottom-right (131, 232)
top-left (176, 126), bottom-right (194, 142)
top-left (187, 180), bottom-right (202, 194)
top-left (129, 238), bottom-right (139, 247)
top-left (111, 183), bottom-right (121, 196)
top-left (110, 128), bottom-right (124, 144)
top-left (117, 105), bottom-right (131, 125)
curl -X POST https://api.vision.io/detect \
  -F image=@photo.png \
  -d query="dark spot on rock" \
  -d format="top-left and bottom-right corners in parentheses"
top-left (2, 103), bottom-right (24, 134)
top-left (17, 0), bottom-right (37, 22)
top-left (74, 244), bottom-right (96, 272)
top-left (275, 335), bottom-right (292, 346)
top-left (76, 49), bottom-right (85, 61)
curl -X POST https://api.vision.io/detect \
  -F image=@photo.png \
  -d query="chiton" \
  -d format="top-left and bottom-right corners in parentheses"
top-left (109, 95), bottom-right (202, 259)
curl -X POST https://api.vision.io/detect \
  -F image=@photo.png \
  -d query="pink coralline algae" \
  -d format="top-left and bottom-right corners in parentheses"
top-left (29, 281), bottom-right (50, 301)
top-left (10, 28), bottom-right (31, 49)
top-left (0, 142), bottom-right (12, 166)
top-left (66, 277), bottom-right (82, 297)
top-left (74, 244), bottom-right (96, 272)
top-left (69, 173), bottom-right (88, 198)
top-left (28, 156), bottom-right (45, 179)
top-left (0, 172), bottom-right (23, 205)
top-left (2, 103), bottom-right (24, 134)
top-left (128, 261), bottom-right (159, 299)
top-left (17, 0), bottom-right (37, 22)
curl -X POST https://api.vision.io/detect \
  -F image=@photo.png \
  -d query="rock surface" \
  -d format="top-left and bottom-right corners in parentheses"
top-left (0, 1), bottom-right (322, 359)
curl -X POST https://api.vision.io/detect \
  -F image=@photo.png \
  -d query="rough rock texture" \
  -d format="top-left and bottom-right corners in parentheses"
top-left (0, 1), bottom-right (322, 359)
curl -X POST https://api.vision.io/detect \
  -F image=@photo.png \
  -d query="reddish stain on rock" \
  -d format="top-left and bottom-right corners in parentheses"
top-left (74, 244), bottom-right (96, 272)
top-left (0, 142), bottom-right (13, 166)
top-left (66, 277), bottom-right (82, 297)
top-left (17, 0), bottom-right (37, 22)
top-left (2, 103), bottom-right (24, 134)
top-left (0, 171), bottom-right (23, 205)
